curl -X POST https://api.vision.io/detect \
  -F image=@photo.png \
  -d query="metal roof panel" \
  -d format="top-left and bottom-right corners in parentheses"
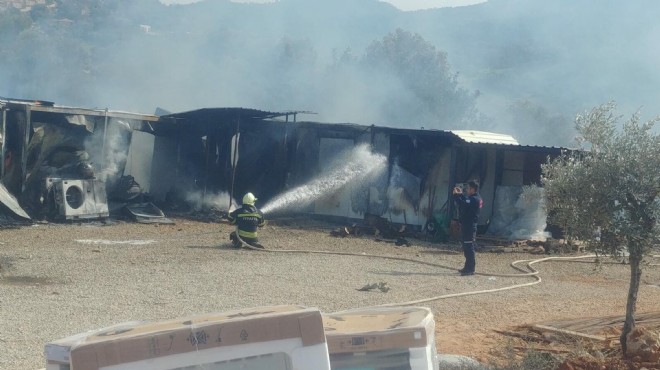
top-left (448, 130), bottom-right (520, 145)
top-left (1, 97), bottom-right (159, 122)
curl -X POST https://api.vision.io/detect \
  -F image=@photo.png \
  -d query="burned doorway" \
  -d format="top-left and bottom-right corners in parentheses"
top-left (387, 134), bottom-right (452, 227)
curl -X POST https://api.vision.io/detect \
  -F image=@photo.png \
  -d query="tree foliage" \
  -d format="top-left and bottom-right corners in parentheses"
top-left (543, 103), bottom-right (659, 252)
top-left (362, 28), bottom-right (477, 127)
top-left (542, 102), bottom-right (660, 353)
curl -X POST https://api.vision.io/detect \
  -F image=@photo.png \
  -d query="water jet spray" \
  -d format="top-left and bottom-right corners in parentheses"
top-left (261, 144), bottom-right (387, 215)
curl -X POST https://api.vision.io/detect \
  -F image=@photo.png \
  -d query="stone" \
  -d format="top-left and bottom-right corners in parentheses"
top-left (530, 246), bottom-right (546, 254)
top-left (436, 354), bottom-right (485, 370)
top-left (626, 327), bottom-right (660, 363)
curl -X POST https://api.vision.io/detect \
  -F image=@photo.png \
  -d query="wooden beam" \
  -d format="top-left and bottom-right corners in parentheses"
top-left (1, 107), bottom-right (5, 178)
top-left (493, 329), bottom-right (547, 343)
top-left (21, 105), bottom-right (30, 192)
top-left (513, 345), bottom-right (571, 354)
top-left (531, 324), bottom-right (607, 342)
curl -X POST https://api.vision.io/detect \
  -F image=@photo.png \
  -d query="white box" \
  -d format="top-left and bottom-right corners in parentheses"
top-left (45, 305), bottom-right (331, 370)
top-left (323, 306), bottom-right (438, 370)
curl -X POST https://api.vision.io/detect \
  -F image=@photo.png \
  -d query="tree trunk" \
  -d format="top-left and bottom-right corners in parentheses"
top-left (620, 252), bottom-right (643, 355)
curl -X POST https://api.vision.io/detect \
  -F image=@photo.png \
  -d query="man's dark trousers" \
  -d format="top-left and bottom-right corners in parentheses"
top-left (461, 223), bottom-right (477, 272)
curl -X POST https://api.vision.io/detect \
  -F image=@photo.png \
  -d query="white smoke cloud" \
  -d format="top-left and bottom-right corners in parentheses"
top-left (84, 119), bottom-right (132, 184)
top-left (184, 190), bottom-right (238, 211)
top-left (4, 0), bottom-right (660, 148)
top-left (160, 0), bottom-right (487, 11)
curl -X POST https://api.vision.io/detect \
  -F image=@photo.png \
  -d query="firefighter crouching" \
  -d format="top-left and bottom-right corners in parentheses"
top-left (228, 192), bottom-right (266, 249)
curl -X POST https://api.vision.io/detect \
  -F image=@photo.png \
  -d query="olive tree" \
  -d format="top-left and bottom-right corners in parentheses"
top-left (362, 28), bottom-right (477, 127)
top-left (541, 102), bottom-right (660, 354)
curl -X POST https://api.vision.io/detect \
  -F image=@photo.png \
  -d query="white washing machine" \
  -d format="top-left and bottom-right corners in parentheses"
top-left (48, 178), bottom-right (109, 220)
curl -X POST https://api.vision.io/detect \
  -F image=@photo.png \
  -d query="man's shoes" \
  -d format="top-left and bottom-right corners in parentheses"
top-left (460, 271), bottom-right (475, 276)
top-left (458, 268), bottom-right (466, 273)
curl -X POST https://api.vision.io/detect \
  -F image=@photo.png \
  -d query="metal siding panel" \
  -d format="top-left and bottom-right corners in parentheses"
top-left (502, 170), bottom-right (524, 186)
top-left (150, 136), bottom-right (179, 203)
top-left (123, 131), bottom-right (155, 193)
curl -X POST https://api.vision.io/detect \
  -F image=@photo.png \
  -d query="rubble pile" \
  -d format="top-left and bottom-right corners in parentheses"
top-left (184, 207), bottom-right (227, 223)
top-left (626, 327), bottom-right (660, 363)
top-left (0, 212), bottom-right (30, 228)
top-left (328, 213), bottom-right (412, 247)
top-left (494, 312), bottom-right (660, 370)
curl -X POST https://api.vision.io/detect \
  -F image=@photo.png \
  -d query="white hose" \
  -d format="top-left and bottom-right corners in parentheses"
top-left (234, 235), bottom-right (613, 306)
top-left (379, 255), bottom-right (598, 307)
top-left (652, 254), bottom-right (660, 266)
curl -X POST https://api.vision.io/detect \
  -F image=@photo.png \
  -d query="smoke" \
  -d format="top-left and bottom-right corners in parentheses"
top-left (184, 190), bottom-right (237, 212)
top-left (84, 119), bottom-right (132, 184)
top-left (2, 0), bottom-right (660, 147)
top-left (406, 0), bottom-right (660, 143)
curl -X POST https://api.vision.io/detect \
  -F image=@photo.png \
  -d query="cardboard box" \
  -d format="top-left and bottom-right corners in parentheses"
top-left (323, 306), bottom-right (434, 352)
top-left (323, 306), bottom-right (438, 370)
top-left (45, 305), bottom-right (330, 370)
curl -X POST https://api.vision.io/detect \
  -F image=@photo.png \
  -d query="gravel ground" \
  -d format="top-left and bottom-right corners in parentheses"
top-left (0, 218), bottom-right (659, 369)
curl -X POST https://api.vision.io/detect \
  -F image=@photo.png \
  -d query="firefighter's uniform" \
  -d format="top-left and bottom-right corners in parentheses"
top-left (228, 193), bottom-right (266, 248)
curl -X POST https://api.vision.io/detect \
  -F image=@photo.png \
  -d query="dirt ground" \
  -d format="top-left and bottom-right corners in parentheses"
top-left (0, 217), bottom-right (659, 369)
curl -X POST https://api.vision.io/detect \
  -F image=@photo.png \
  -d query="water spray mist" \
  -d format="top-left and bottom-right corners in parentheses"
top-left (261, 144), bottom-right (387, 214)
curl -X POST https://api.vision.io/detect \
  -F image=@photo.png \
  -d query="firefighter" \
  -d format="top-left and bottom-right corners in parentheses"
top-left (227, 192), bottom-right (266, 249)
top-left (452, 180), bottom-right (483, 276)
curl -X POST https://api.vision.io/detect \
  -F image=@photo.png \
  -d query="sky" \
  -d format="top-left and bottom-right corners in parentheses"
top-left (158, 0), bottom-right (488, 11)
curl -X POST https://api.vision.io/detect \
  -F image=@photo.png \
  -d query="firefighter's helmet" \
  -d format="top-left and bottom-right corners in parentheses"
top-left (242, 192), bottom-right (257, 205)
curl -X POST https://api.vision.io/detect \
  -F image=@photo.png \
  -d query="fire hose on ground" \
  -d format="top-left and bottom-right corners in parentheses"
top-left (233, 233), bottom-right (660, 307)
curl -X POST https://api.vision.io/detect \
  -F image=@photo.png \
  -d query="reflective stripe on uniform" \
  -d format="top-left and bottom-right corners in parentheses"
top-left (237, 213), bottom-right (261, 218)
top-left (238, 229), bottom-right (258, 238)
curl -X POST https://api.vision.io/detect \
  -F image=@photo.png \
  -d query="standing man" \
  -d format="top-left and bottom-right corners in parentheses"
top-left (228, 192), bottom-right (266, 249)
top-left (452, 180), bottom-right (483, 276)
